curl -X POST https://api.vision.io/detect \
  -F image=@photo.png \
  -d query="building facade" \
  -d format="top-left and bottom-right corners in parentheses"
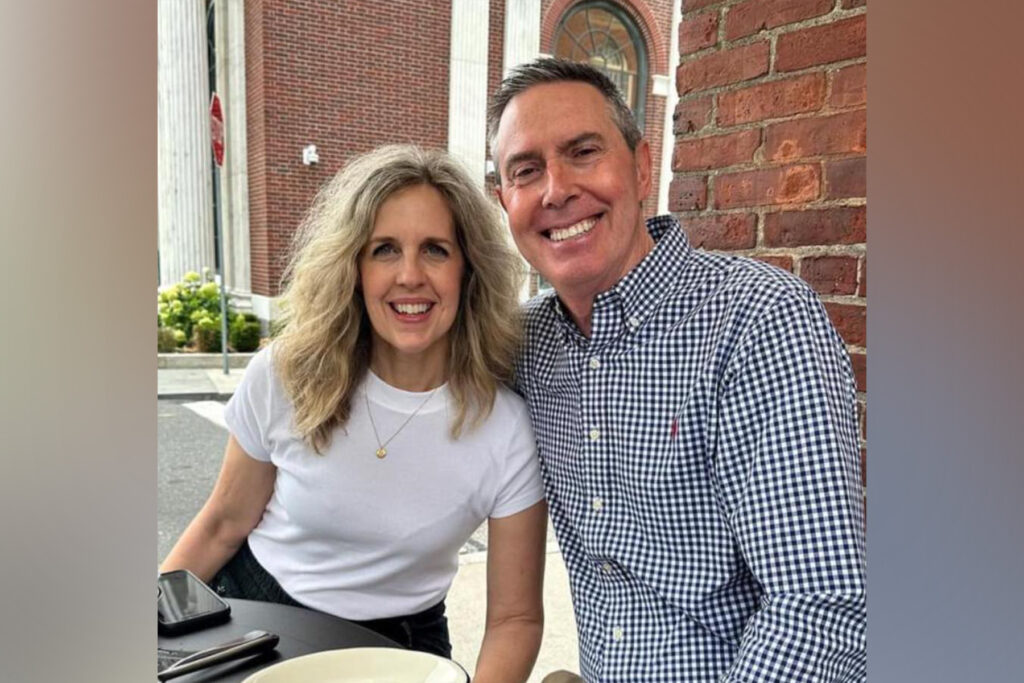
top-left (158, 0), bottom-right (866, 469)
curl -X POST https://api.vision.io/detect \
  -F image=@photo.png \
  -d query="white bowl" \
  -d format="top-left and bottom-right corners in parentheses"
top-left (242, 647), bottom-right (469, 683)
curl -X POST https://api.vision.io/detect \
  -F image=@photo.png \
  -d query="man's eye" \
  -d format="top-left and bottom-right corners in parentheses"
top-left (512, 166), bottom-right (538, 181)
top-left (574, 146), bottom-right (598, 158)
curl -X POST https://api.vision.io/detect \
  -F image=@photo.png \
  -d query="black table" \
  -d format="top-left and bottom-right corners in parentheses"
top-left (158, 598), bottom-right (402, 682)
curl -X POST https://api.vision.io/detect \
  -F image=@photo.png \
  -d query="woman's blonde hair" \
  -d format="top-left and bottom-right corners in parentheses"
top-left (273, 145), bottom-right (524, 453)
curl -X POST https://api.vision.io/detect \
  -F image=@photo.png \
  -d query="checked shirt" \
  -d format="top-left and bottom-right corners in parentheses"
top-left (515, 216), bottom-right (866, 682)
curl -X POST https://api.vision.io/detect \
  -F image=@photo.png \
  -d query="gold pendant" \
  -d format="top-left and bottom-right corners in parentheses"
top-left (376, 447), bottom-right (387, 459)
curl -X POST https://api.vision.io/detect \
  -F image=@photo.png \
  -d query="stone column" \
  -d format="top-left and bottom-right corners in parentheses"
top-left (213, 0), bottom-right (251, 300)
top-left (502, 0), bottom-right (542, 302)
top-left (657, 0), bottom-right (683, 215)
top-left (503, 0), bottom-right (541, 77)
top-left (448, 0), bottom-right (490, 187)
top-left (158, 0), bottom-right (215, 287)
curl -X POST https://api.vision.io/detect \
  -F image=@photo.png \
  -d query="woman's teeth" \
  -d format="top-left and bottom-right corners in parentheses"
top-left (548, 217), bottom-right (596, 242)
top-left (393, 302), bottom-right (431, 315)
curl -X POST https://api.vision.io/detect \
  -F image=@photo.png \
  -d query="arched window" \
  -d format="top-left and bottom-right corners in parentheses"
top-left (552, 2), bottom-right (648, 129)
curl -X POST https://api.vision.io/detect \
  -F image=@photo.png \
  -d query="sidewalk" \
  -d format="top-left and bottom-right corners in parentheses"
top-left (157, 360), bottom-right (580, 680)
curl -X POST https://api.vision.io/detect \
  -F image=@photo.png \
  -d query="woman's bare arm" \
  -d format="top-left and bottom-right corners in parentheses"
top-left (160, 434), bottom-right (276, 582)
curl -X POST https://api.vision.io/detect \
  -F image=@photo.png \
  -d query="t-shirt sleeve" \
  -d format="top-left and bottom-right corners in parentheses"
top-left (223, 347), bottom-right (276, 462)
top-left (489, 396), bottom-right (545, 518)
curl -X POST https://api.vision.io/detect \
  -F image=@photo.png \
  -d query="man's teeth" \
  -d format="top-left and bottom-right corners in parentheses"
top-left (394, 303), bottom-right (431, 314)
top-left (548, 218), bottom-right (597, 242)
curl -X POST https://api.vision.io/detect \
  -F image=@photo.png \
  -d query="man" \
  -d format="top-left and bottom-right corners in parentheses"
top-left (489, 58), bottom-right (866, 682)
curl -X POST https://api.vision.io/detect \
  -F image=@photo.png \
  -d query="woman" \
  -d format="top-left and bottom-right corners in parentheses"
top-left (161, 145), bottom-right (546, 682)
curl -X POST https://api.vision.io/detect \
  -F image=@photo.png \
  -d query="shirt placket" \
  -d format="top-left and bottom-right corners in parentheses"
top-left (578, 302), bottom-right (636, 673)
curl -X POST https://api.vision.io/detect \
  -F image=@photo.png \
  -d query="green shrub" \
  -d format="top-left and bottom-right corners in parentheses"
top-left (229, 314), bottom-right (262, 352)
top-left (158, 269), bottom-right (224, 342)
top-left (194, 316), bottom-right (223, 352)
top-left (157, 327), bottom-right (177, 352)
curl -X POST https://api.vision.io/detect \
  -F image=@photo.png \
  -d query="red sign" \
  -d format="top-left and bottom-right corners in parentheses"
top-left (210, 93), bottom-right (225, 167)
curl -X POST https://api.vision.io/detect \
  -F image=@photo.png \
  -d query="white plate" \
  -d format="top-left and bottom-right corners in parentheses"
top-left (242, 647), bottom-right (469, 683)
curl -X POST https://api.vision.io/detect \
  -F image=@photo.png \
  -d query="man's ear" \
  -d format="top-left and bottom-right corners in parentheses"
top-left (634, 138), bottom-right (653, 202)
top-left (494, 184), bottom-right (507, 211)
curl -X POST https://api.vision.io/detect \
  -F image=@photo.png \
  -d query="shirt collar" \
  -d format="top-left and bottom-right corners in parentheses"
top-left (544, 215), bottom-right (693, 342)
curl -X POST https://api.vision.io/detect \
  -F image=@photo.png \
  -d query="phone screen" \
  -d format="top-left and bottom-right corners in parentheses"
top-left (158, 570), bottom-right (228, 624)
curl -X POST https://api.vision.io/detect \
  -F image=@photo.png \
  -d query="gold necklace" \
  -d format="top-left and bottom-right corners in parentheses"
top-left (364, 386), bottom-right (438, 459)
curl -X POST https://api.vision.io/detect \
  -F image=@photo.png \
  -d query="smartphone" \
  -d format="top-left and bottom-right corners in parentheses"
top-left (158, 569), bottom-right (231, 635)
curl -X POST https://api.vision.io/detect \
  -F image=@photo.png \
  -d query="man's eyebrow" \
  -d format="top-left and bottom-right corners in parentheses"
top-left (502, 132), bottom-right (605, 175)
top-left (503, 150), bottom-right (542, 174)
top-left (558, 132), bottom-right (603, 152)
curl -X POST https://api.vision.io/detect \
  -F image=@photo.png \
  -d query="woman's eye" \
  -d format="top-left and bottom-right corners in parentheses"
top-left (424, 243), bottom-right (449, 257)
top-left (372, 243), bottom-right (397, 257)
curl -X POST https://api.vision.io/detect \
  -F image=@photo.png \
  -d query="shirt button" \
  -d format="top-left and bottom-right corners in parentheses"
top-left (627, 316), bottom-right (640, 330)
top-left (588, 428), bottom-right (600, 441)
top-left (601, 562), bottom-right (613, 574)
top-left (591, 497), bottom-right (604, 511)
top-left (612, 626), bottom-right (624, 641)
top-left (588, 357), bottom-right (601, 370)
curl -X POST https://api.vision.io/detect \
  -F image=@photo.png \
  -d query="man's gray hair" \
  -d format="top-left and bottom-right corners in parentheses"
top-left (487, 58), bottom-right (643, 183)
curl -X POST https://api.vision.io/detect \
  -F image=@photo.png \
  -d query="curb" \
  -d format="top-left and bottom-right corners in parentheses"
top-left (158, 352), bottom-right (255, 369)
top-left (158, 391), bottom-right (236, 401)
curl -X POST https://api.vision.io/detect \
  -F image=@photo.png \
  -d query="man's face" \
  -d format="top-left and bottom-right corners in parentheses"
top-left (493, 81), bottom-right (652, 300)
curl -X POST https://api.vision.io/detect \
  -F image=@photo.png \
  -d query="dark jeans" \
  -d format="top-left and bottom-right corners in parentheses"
top-left (210, 539), bottom-right (452, 658)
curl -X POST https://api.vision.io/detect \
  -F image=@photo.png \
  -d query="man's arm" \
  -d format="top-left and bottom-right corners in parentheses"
top-left (717, 290), bottom-right (866, 682)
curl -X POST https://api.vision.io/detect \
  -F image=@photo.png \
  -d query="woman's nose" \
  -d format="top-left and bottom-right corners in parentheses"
top-left (396, 254), bottom-right (425, 286)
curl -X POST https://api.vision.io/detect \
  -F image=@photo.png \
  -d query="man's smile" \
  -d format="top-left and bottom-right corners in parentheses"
top-left (545, 215), bottom-right (599, 242)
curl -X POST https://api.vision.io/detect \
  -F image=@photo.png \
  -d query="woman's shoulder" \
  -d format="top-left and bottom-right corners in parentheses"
top-left (490, 383), bottom-right (530, 423)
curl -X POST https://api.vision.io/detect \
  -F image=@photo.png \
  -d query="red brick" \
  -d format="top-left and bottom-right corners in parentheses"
top-left (860, 447), bottom-right (866, 486)
top-left (825, 156), bottom-right (866, 198)
top-left (677, 41), bottom-right (770, 95)
top-left (831, 63), bottom-right (867, 108)
top-left (683, 213), bottom-right (757, 250)
top-left (683, 0), bottom-right (722, 10)
top-left (858, 255), bottom-right (866, 296)
top-left (753, 255), bottom-right (794, 272)
top-left (673, 96), bottom-right (713, 135)
top-left (681, 10), bottom-right (719, 55)
top-left (850, 352), bottom-right (865, 391)
top-left (725, 0), bottom-right (832, 41)
top-left (766, 110), bottom-right (867, 161)
top-left (800, 255), bottom-right (858, 294)
top-left (825, 302), bottom-right (866, 346)
top-left (763, 206), bottom-right (866, 246)
top-left (669, 176), bottom-right (709, 211)
top-left (717, 73), bottom-right (826, 126)
top-left (776, 15), bottom-right (867, 72)
top-left (714, 164), bottom-right (820, 208)
top-left (843, 0), bottom-right (866, 8)
top-left (672, 128), bottom-right (761, 171)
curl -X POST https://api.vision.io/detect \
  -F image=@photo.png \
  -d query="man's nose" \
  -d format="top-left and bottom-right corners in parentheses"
top-left (542, 161), bottom-right (578, 209)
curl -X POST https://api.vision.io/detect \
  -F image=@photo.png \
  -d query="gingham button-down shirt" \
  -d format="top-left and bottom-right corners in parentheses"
top-left (515, 216), bottom-right (866, 682)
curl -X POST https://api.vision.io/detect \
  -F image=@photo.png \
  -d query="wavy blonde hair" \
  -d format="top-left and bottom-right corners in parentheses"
top-left (273, 145), bottom-right (524, 453)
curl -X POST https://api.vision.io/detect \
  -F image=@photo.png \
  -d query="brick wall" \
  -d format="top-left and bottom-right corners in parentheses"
top-left (245, 1), bottom-right (451, 297)
top-left (671, 0), bottom-right (867, 478)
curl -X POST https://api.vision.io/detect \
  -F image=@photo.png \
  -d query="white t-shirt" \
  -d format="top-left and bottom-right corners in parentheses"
top-left (223, 346), bottom-right (544, 620)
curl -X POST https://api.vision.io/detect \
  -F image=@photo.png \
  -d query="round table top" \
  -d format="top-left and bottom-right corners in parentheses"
top-left (157, 598), bottom-right (402, 682)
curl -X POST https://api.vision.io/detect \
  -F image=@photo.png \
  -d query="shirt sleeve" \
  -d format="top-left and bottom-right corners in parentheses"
top-left (716, 289), bottom-right (867, 682)
top-left (223, 347), bottom-right (276, 462)
top-left (489, 395), bottom-right (546, 519)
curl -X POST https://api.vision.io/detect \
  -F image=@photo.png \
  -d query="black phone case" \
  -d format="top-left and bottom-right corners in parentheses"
top-left (158, 570), bottom-right (232, 635)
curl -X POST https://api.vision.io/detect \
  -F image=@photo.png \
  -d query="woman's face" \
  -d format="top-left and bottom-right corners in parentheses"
top-left (358, 184), bottom-right (465, 370)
